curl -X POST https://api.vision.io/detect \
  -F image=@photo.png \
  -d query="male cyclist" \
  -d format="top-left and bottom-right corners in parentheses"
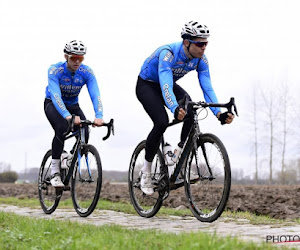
top-left (44, 40), bottom-right (104, 187)
top-left (136, 21), bottom-right (234, 195)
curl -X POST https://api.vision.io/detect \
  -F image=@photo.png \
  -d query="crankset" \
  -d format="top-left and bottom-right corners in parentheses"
top-left (155, 174), bottom-right (170, 200)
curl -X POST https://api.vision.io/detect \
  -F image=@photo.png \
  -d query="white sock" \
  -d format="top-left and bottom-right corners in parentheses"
top-left (141, 159), bottom-right (152, 174)
top-left (51, 159), bottom-right (61, 176)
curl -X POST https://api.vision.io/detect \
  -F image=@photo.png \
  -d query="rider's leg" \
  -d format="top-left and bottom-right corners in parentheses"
top-left (44, 99), bottom-right (68, 187)
top-left (136, 77), bottom-right (169, 163)
top-left (136, 77), bottom-right (169, 195)
top-left (173, 84), bottom-right (194, 145)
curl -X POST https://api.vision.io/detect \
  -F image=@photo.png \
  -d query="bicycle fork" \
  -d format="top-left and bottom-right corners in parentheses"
top-left (192, 116), bottom-right (214, 181)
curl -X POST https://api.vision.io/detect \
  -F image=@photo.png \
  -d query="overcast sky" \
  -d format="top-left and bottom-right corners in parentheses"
top-left (1, 0), bottom-right (299, 178)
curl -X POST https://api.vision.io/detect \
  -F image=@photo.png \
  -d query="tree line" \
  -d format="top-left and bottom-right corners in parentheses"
top-left (249, 81), bottom-right (300, 184)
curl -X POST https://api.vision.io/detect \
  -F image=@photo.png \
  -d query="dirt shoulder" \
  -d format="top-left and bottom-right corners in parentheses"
top-left (1, 183), bottom-right (300, 220)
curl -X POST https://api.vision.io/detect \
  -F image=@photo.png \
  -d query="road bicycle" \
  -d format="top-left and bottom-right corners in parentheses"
top-left (128, 97), bottom-right (238, 222)
top-left (38, 117), bottom-right (114, 217)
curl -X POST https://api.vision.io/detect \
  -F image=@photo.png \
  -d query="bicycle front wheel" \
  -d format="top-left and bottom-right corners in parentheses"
top-left (38, 150), bottom-right (61, 214)
top-left (184, 133), bottom-right (231, 222)
top-left (71, 144), bottom-right (102, 217)
top-left (128, 140), bottom-right (164, 218)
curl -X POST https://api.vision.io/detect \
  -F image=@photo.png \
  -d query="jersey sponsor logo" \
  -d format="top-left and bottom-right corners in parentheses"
top-left (49, 66), bottom-right (63, 75)
top-left (188, 62), bottom-right (194, 68)
top-left (53, 93), bottom-right (66, 111)
top-left (74, 78), bottom-right (83, 83)
top-left (87, 68), bottom-right (95, 76)
top-left (163, 51), bottom-right (174, 62)
top-left (78, 67), bottom-right (86, 73)
top-left (201, 55), bottom-right (209, 65)
top-left (49, 67), bottom-right (57, 75)
top-left (56, 67), bottom-right (64, 75)
top-left (163, 83), bottom-right (174, 107)
top-left (97, 96), bottom-right (103, 112)
top-left (60, 84), bottom-right (82, 98)
top-left (172, 68), bottom-right (189, 75)
top-left (60, 84), bottom-right (72, 90)
top-left (78, 67), bottom-right (95, 76)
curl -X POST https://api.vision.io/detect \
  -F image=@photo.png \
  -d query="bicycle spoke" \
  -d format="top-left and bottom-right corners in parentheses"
top-left (38, 150), bottom-right (61, 214)
top-left (72, 145), bottom-right (102, 217)
top-left (128, 141), bottom-right (164, 218)
top-left (185, 134), bottom-right (231, 222)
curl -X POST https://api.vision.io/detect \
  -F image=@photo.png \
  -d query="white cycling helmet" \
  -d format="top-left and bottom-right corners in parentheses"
top-left (181, 21), bottom-right (210, 39)
top-left (64, 40), bottom-right (86, 55)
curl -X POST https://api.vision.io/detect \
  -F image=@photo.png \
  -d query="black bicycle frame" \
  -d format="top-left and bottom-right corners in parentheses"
top-left (61, 129), bottom-right (82, 187)
top-left (161, 114), bottom-right (199, 188)
top-left (60, 119), bottom-right (114, 188)
top-left (160, 97), bottom-right (238, 190)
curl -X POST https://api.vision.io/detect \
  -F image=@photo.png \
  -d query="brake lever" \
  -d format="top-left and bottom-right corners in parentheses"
top-left (102, 119), bottom-right (114, 141)
top-left (227, 97), bottom-right (239, 116)
top-left (233, 103), bottom-right (239, 117)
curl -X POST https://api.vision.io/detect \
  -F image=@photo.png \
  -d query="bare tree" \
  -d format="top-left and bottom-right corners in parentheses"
top-left (279, 82), bottom-right (289, 184)
top-left (250, 88), bottom-right (259, 184)
top-left (260, 87), bottom-right (279, 184)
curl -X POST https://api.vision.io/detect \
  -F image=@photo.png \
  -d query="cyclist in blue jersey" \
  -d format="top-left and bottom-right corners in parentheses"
top-left (44, 40), bottom-right (104, 187)
top-left (136, 21), bottom-right (234, 195)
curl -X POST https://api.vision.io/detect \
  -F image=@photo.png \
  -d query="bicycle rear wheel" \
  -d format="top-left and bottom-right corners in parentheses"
top-left (128, 140), bottom-right (164, 218)
top-left (184, 133), bottom-right (231, 222)
top-left (71, 144), bottom-right (102, 217)
top-left (38, 150), bottom-right (61, 214)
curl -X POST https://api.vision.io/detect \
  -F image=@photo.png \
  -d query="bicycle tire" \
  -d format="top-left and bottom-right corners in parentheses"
top-left (128, 140), bottom-right (164, 218)
top-left (71, 144), bottom-right (102, 217)
top-left (184, 133), bottom-right (231, 222)
top-left (38, 149), bottom-right (61, 214)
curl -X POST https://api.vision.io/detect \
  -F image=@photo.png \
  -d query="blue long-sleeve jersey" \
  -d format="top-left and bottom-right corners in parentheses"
top-left (45, 62), bottom-right (103, 119)
top-left (139, 42), bottom-right (220, 116)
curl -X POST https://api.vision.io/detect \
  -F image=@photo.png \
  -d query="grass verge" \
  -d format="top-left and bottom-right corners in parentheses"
top-left (0, 211), bottom-right (280, 250)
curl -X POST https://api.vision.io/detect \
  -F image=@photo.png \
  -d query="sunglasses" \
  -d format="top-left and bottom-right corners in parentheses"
top-left (67, 54), bottom-right (84, 63)
top-left (188, 40), bottom-right (208, 48)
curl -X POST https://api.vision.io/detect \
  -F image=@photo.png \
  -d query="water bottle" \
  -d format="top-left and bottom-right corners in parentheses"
top-left (60, 152), bottom-right (69, 169)
top-left (163, 143), bottom-right (174, 166)
top-left (171, 145), bottom-right (183, 164)
top-left (66, 154), bottom-right (73, 168)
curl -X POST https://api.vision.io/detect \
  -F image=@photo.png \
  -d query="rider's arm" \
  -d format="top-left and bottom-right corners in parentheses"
top-left (47, 67), bottom-right (71, 118)
top-left (158, 50), bottom-right (178, 114)
top-left (85, 67), bottom-right (103, 119)
top-left (197, 55), bottom-right (221, 116)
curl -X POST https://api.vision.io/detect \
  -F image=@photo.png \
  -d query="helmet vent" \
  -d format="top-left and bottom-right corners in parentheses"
top-left (64, 40), bottom-right (86, 55)
top-left (181, 21), bottom-right (210, 39)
